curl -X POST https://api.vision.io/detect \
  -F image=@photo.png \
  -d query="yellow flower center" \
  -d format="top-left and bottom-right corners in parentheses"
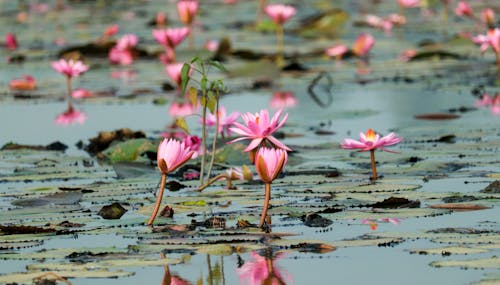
top-left (366, 128), bottom-right (376, 142)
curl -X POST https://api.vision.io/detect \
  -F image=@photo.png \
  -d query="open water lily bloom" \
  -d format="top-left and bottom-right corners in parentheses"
top-left (51, 59), bottom-right (89, 78)
top-left (341, 129), bottom-right (403, 152)
top-left (204, 106), bottom-right (240, 136)
top-left (264, 4), bottom-right (296, 25)
top-left (153, 27), bottom-right (190, 49)
top-left (229, 109), bottom-right (291, 152)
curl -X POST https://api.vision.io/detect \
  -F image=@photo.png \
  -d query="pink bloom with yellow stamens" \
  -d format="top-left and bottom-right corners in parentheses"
top-left (229, 109), bottom-right (291, 152)
top-left (341, 128), bottom-right (403, 152)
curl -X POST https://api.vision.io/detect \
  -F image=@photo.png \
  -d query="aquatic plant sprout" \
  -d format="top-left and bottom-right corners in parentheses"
top-left (254, 147), bottom-right (288, 229)
top-left (148, 138), bottom-right (195, 225)
top-left (229, 109), bottom-right (291, 152)
top-left (341, 129), bottom-right (403, 180)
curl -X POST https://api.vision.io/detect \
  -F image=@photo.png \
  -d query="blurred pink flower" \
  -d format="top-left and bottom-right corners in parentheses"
top-left (183, 134), bottom-right (202, 158)
top-left (352, 33), bottom-right (375, 57)
top-left (166, 63), bottom-right (189, 87)
top-left (115, 34), bottom-right (138, 50)
top-left (364, 14), bottom-right (393, 35)
top-left (109, 34), bottom-right (138, 65)
top-left (204, 106), bottom-right (241, 136)
top-left (204, 39), bottom-right (219, 52)
top-left (491, 94), bottom-right (500, 115)
top-left (156, 12), bottom-right (167, 27)
top-left (264, 4), bottom-right (296, 25)
top-left (341, 128), bottom-right (403, 152)
top-left (4, 33), bottom-right (18, 50)
top-left (325, 44), bottom-right (348, 59)
top-left (387, 13), bottom-right (406, 25)
top-left (475, 93), bottom-right (493, 107)
top-left (226, 166), bottom-right (253, 181)
top-left (169, 101), bottom-right (196, 117)
top-left (103, 24), bottom-right (119, 37)
top-left (157, 138), bottom-right (195, 174)
top-left (229, 109), bottom-right (291, 152)
top-left (455, 1), bottom-right (473, 17)
top-left (51, 59), bottom-right (89, 78)
top-left (55, 107), bottom-right (87, 126)
top-left (71, 88), bottom-right (93, 99)
top-left (398, 0), bottom-right (420, 8)
top-left (9, 75), bottom-right (36, 91)
top-left (378, 218), bottom-right (402, 225)
top-left (237, 252), bottom-right (292, 285)
top-left (398, 49), bottom-right (417, 61)
top-left (481, 8), bottom-right (495, 26)
top-left (270, 91), bottom-right (297, 109)
top-left (473, 28), bottom-right (500, 53)
top-left (153, 27), bottom-right (190, 49)
top-left (177, 0), bottom-right (199, 25)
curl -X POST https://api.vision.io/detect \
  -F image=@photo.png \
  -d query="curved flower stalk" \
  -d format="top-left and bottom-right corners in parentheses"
top-left (153, 27), bottom-right (190, 63)
top-left (229, 108), bottom-right (291, 153)
top-left (177, 0), bottom-right (198, 49)
top-left (341, 128), bottom-right (403, 180)
top-left (197, 165), bottom-right (253, 191)
top-left (264, 4), bottom-right (296, 67)
top-left (52, 58), bottom-right (89, 111)
top-left (148, 138), bottom-right (194, 225)
top-left (254, 147), bottom-right (287, 229)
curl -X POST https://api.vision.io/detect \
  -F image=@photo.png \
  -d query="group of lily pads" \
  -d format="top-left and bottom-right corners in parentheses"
top-left (1, 0), bottom-right (499, 284)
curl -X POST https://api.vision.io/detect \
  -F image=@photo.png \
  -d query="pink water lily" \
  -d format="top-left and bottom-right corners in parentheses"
top-left (71, 88), bottom-right (93, 99)
top-left (51, 59), bottom-right (89, 78)
top-left (166, 63), bottom-right (188, 87)
top-left (169, 101), bottom-right (197, 117)
top-left (325, 44), bottom-right (349, 59)
top-left (455, 1), bottom-right (473, 17)
top-left (264, 4), bottom-right (296, 25)
top-left (481, 8), bottom-right (495, 26)
top-left (204, 106), bottom-right (240, 136)
top-left (270, 91), bottom-right (297, 109)
top-left (109, 34), bottom-right (138, 66)
top-left (103, 24), bottom-right (119, 37)
top-left (254, 147), bottom-right (287, 228)
top-left (398, 0), bottom-right (420, 8)
top-left (183, 135), bottom-right (202, 159)
top-left (4, 33), bottom-right (18, 50)
top-left (148, 138), bottom-right (195, 225)
top-left (342, 129), bottom-right (403, 152)
top-left (352, 33), bottom-right (375, 57)
top-left (342, 129), bottom-right (402, 180)
top-left (229, 109), bottom-right (291, 152)
top-left (177, 0), bottom-right (199, 26)
top-left (55, 107), bottom-right (87, 126)
top-left (153, 27), bottom-right (190, 49)
top-left (9, 75), bottom-right (36, 91)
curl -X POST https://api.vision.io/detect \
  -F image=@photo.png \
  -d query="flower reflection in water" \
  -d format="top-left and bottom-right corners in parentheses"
top-left (55, 106), bottom-right (87, 126)
top-left (362, 218), bottom-right (402, 231)
top-left (160, 253), bottom-right (191, 285)
top-left (237, 248), bottom-right (293, 285)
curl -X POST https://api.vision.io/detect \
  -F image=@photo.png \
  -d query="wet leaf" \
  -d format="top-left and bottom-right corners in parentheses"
top-left (97, 203), bottom-right (128, 219)
top-left (102, 138), bottom-right (156, 164)
top-left (430, 256), bottom-right (500, 269)
top-left (175, 117), bottom-right (190, 134)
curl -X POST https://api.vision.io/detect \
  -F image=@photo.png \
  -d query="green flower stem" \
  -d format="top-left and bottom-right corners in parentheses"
top-left (206, 100), bottom-right (220, 180)
top-left (259, 183), bottom-right (272, 229)
top-left (370, 149), bottom-right (378, 180)
top-left (276, 24), bottom-right (284, 68)
top-left (147, 173), bottom-right (167, 226)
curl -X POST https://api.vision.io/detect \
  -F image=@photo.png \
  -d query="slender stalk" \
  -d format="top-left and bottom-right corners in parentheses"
top-left (160, 253), bottom-right (171, 285)
top-left (199, 102), bottom-right (207, 185)
top-left (276, 24), bottom-right (284, 68)
top-left (196, 173), bottom-right (225, 192)
top-left (65, 76), bottom-right (73, 110)
top-left (259, 183), bottom-right (272, 229)
top-left (207, 254), bottom-right (214, 285)
top-left (147, 173), bottom-right (167, 225)
top-left (206, 99), bottom-right (220, 180)
top-left (369, 149), bottom-right (378, 180)
top-left (188, 24), bottom-right (194, 49)
top-left (256, 0), bottom-right (267, 25)
top-left (221, 256), bottom-right (226, 285)
top-left (227, 178), bottom-right (233, 190)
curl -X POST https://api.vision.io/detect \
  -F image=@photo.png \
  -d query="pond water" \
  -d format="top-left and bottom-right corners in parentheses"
top-left (1, 0), bottom-right (499, 285)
